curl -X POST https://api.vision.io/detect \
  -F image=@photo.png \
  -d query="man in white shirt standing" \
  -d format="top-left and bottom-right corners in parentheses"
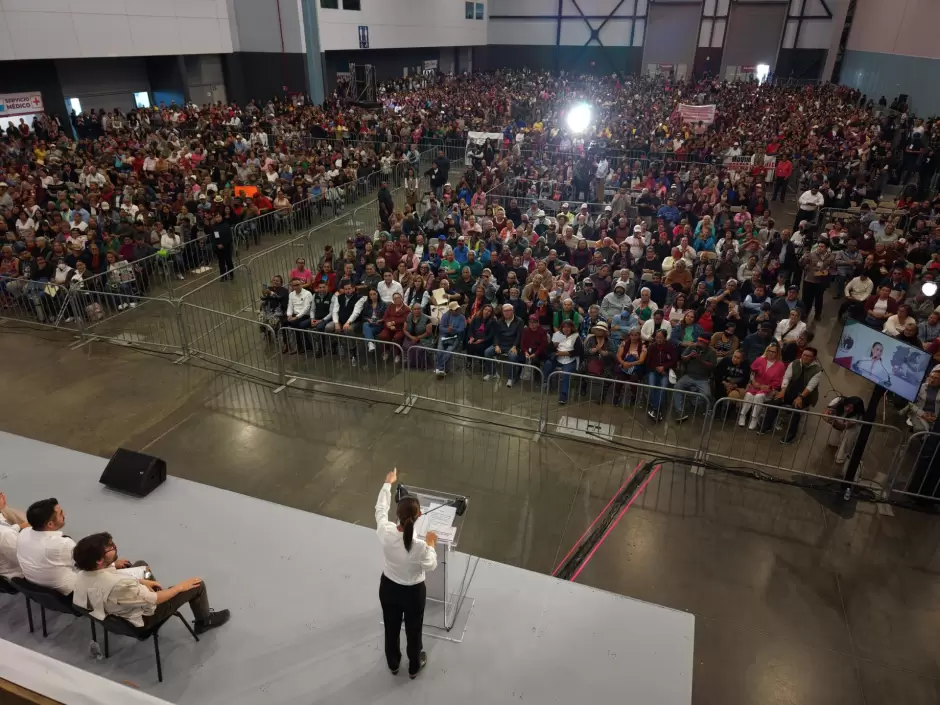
top-left (15, 498), bottom-right (77, 594)
top-left (794, 185), bottom-right (825, 230)
top-left (281, 278), bottom-right (314, 354)
top-left (0, 491), bottom-right (28, 579)
top-left (594, 155), bottom-right (610, 203)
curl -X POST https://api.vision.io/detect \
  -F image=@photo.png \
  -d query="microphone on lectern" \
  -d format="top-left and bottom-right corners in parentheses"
top-left (395, 484), bottom-right (468, 517)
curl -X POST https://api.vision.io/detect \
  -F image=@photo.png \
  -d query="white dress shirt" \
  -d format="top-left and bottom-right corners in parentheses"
top-left (287, 288), bottom-right (314, 317)
top-left (375, 483), bottom-right (437, 586)
top-left (73, 566), bottom-right (157, 627)
top-left (377, 279), bottom-right (404, 304)
top-left (798, 189), bottom-right (825, 212)
top-left (0, 516), bottom-right (22, 579)
top-left (16, 528), bottom-right (77, 594)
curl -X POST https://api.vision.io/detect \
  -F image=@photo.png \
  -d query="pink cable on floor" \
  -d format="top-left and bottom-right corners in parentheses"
top-left (568, 464), bottom-right (662, 583)
top-left (551, 461), bottom-right (642, 577)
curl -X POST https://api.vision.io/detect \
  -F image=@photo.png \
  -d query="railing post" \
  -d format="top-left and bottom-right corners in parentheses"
top-left (175, 301), bottom-right (190, 359)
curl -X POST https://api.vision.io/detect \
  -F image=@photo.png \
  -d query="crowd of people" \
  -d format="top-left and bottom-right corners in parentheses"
top-left (3, 71), bottom-right (940, 459)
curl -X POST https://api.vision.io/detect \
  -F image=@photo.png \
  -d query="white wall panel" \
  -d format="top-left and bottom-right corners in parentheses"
top-left (4, 0), bottom-right (70, 11)
top-left (73, 12), bottom-right (131, 56)
top-left (128, 16), bottom-right (179, 55)
top-left (73, 0), bottom-right (127, 14)
top-left (782, 19), bottom-right (798, 49)
top-left (795, 18), bottom-right (833, 49)
top-left (632, 18), bottom-right (644, 46)
top-left (6, 11), bottom-right (80, 59)
top-left (598, 19), bottom-right (634, 47)
top-left (125, 0), bottom-right (174, 17)
top-left (0, 7), bottom-right (14, 60)
top-left (0, 0), bottom-right (231, 58)
top-left (847, 0), bottom-right (940, 60)
top-left (559, 20), bottom-right (592, 46)
top-left (316, 0), bottom-right (487, 51)
top-left (488, 18), bottom-right (556, 45)
top-left (489, 0), bottom-right (550, 15)
top-left (174, 0), bottom-right (220, 19)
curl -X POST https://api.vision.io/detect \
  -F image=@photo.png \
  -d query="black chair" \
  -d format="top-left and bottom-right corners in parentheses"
top-left (0, 576), bottom-right (35, 633)
top-left (11, 577), bottom-right (96, 641)
top-left (96, 610), bottom-right (199, 683)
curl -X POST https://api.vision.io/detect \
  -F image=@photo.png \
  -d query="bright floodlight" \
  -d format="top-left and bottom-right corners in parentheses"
top-left (755, 64), bottom-right (770, 85)
top-left (923, 282), bottom-right (938, 297)
top-left (567, 103), bottom-right (592, 134)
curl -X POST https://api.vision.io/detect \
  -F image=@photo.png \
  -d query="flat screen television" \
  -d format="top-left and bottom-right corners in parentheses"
top-left (833, 319), bottom-right (933, 403)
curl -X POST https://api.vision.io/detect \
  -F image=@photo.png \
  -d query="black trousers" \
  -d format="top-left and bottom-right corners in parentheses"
top-left (801, 280), bottom-right (826, 319)
top-left (216, 248), bottom-right (234, 280)
top-left (379, 574), bottom-right (425, 674)
top-left (772, 177), bottom-right (788, 203)
top-left (794, 209), bottom-right (816, 229)
top-left (759, 389), bottom-right (804, 441)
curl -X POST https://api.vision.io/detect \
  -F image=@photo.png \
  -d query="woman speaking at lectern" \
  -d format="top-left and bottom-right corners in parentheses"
top-left (375, 468), bottom-right (438, 679)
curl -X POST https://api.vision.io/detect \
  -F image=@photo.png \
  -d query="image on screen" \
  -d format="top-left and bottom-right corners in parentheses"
top-left (833, 319), bottom-right (933, 403)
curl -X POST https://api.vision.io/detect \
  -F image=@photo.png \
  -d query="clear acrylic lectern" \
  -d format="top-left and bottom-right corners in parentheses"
top-left (406, 485), bottom-right (476, 642)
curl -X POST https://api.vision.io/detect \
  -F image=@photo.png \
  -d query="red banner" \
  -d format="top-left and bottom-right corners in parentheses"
top-left (677, 103), bottom-right (716, 125)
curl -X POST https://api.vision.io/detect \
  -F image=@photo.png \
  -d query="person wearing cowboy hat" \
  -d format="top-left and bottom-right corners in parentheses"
top-left (673, 334), bottom-right (717, 422)
top-left (581, 320), bottom-right (617, 402)
top-left (543, 317), bottom-right (584, 404)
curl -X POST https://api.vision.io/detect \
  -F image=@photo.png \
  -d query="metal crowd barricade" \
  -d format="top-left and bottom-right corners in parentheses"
top-left (80, 248), bottom-right (185, 301)
top-left (705, 397), bottom-right (904, 494)
top-left (243, 233), bottom-right (316, 299)
top-left (280, 329), bottom-right (407, 403)
top-left (885, 431), bottom-right (940, 502)
top-left (402, 347), bottom-right (543, 427)
top-left (178, 264), bottom-right (256, 316)
top-left (542, 371), bottom-right (711, 458)
top-left (75, 290), bottom-right (184, 355)
top-left (234, 207), bottom-right (293, 253)
top-left (177, 302), bottom-right (285, 386)
top-left (0, 277), bottom-right (82, 333)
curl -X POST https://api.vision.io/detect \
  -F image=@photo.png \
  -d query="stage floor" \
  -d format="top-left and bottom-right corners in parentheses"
top-left (0, 431), bottom-right (694, 705)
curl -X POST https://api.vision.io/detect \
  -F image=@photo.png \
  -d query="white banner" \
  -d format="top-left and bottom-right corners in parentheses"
top-left (464, 131), bottom-right (503, 166)
top-left (726, 154), bottom-right (777, 182)
top-left (677, 103), bottom-right (715, 125)
top-left (0, 91), bottom-right (44, 117)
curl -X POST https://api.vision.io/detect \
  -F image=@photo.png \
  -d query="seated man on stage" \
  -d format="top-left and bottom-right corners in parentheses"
top-left (0, 490), bottom-right (29, 580)
top-left (72, 532), bottom-right (230, 634)
top-left (16, 498), bottom-right (78, 594)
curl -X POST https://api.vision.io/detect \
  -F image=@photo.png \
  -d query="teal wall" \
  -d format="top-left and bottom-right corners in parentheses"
top-left (840, 50), bottom-right (940, 116)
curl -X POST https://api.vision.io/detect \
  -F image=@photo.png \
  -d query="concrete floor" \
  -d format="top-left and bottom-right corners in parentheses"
top-left (1, 193), bottom-right (938, 703)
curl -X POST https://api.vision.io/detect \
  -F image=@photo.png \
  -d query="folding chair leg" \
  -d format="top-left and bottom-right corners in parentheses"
top-left (24, 597), bottom-right (33, 633)
top-left (154, 632), bottom-right (163, 683)
top-left (40, 605), bottom-right (47, 638)
top-left (104, 629), bottom-right (109, 658)
top-left (175, 611), bottom-right (199, 642)
top-left (90, 618), bottom-right (97, 643)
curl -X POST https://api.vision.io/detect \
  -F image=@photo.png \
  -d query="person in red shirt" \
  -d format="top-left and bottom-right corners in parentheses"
top-left (311, 261), bottom-right (337, 294)
top-left (253, 192), bottom-right (273, 212)
top-left (773, 156), bottom-right (793, 204)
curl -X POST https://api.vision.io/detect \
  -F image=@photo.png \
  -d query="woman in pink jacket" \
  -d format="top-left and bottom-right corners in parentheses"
top-left (738, 342), bottom-right (786, 430)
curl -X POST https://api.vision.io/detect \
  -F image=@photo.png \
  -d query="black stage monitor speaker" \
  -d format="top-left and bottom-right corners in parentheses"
top-left (99, 448), bottom-right (167, 497)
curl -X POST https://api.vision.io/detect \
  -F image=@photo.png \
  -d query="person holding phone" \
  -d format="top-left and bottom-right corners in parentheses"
top-left (375, 468), bottom-right (438, 679)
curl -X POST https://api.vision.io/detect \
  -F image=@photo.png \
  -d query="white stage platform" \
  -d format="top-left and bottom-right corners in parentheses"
top-left (0, 431), bottom-right (694, 705)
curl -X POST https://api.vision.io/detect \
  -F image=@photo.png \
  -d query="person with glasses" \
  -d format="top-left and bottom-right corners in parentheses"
top-left (72, 532), bottom-right (229, 635)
